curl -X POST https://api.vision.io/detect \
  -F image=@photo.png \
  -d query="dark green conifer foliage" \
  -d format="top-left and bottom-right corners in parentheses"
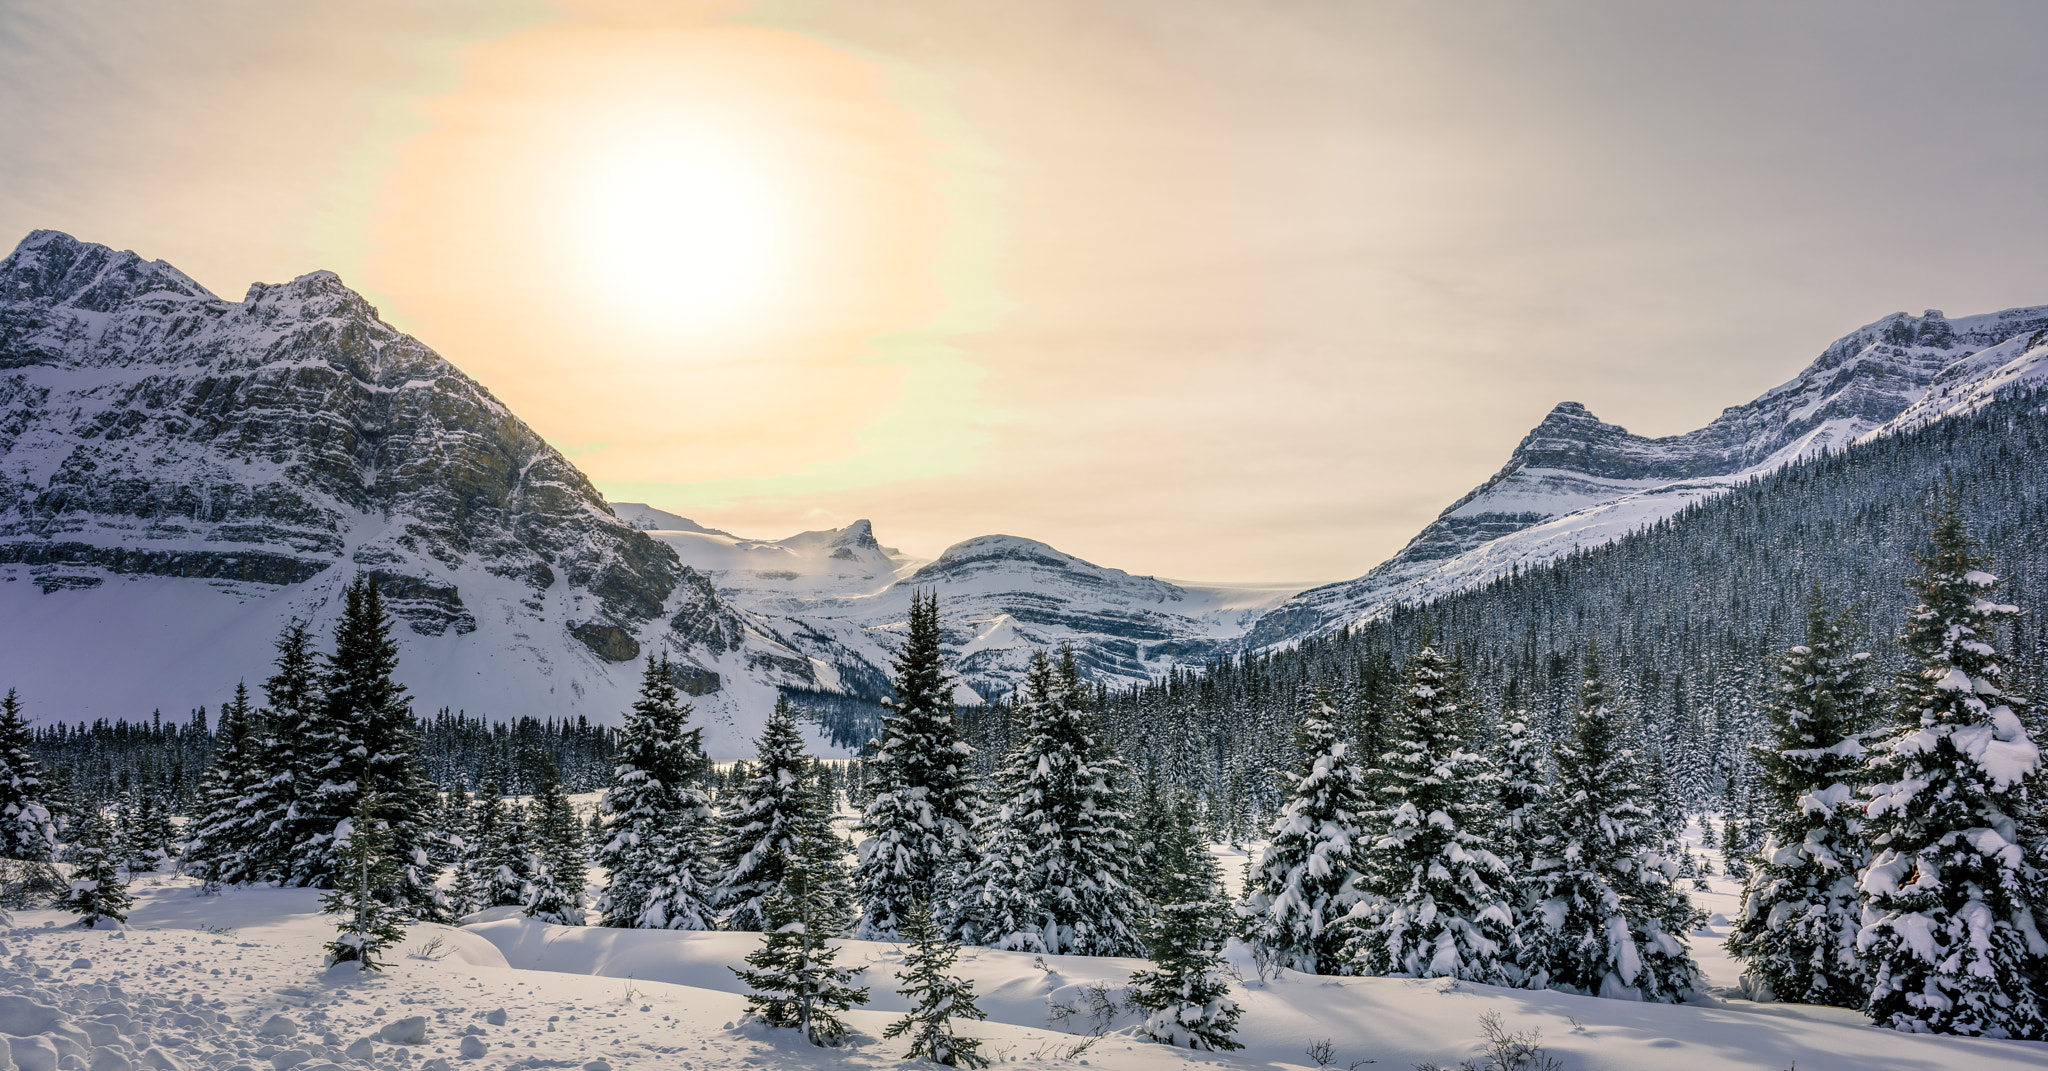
top-left (479, 788), bottom-right (533, 909)
top-left (732, 802), bottom-right (870, 1046)
top-left (526, 761), bottom-right (587, 924)
top-left (884, 901), bottom-right (990, 1067)
top-left (1518, 649), bottom-right (1704, 1001)
top-left (1855, 504), bottom-right (2046, 1038)
top-left (250, 621), bottom-right (319, 881)
top-left (182, 683), bottom-right (269, 885)
top-left (854, 591), bottom-right (981, 939)
top-left (0, 689), bottom-right (56, 861)
top-left (293, 578), bottom-right (444, 918)
top-left (1727, 594), bottom-right (1880, 1008)
top-left (1245, 692), bottom-right (1372, 974)
top-left (715, 697), bottom-right (824, 931)
top-left (1352, 644), bottom-right (1515, 983)
top-left (597, 653), bottom-right (716, 929)
top-left (322, 793), bottom-right (409, 971)
top-left (59, 812), bottom-right (130, 928)
top-left (1130, 791), bottom-right (1241, 1051)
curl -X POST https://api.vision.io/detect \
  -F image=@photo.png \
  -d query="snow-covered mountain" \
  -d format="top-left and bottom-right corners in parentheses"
top-left (618, 516), bottom-right (1300, 702)
top-left (0, 231), bottom-right (1300, 749)
top-left (1245, 306), bottom-right (2048, 647)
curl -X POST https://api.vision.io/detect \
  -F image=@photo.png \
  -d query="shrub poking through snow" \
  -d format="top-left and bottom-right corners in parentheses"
top-left (852, 591), bottom-right (982, 941)
top-left (1129, 789), bottom-right (1242, 1051)
top-left (1350, 643), bottom-right (1516, 984)
top-left (1727, 591), bottom-right (1881, 1007)
top-left (59, 811), bottom-right (129, 928)
top-left (1517, 648), bottom-right (1704, 1001)
top-left (322, 793), bottom-right (409, 971)
top-left (885, 901), bottom-right (990, 1067)
top-left (1244, 692), bottom-right (1372, 975)
top-left (1853, 502), bottom-right (2047, 1039)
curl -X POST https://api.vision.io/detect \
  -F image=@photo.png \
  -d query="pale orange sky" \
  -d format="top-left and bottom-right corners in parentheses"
top-left (5, 1), bottom-right (2048, 581)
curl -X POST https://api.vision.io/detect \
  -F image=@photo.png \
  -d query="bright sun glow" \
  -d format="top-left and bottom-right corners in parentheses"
top-left (579, 137), bottom-right (782, 331)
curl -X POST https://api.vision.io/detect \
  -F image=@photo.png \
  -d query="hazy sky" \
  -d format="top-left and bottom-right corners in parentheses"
top-left (5, 1), bottom-right (2047, 582)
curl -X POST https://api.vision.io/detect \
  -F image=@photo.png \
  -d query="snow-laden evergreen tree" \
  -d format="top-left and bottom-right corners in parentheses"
top-left (1244, 692), bottom-right (1372, 974)
top-left (732, 800), bottom-right (870, 1046)
top-left (1130, 790), bottom-right (1241, 1051)
top-left (114, 792), bottom-right (171, 873)
top-left (854, 591), bottom-right (981, 939)
top-left (1726, 594), bottom-right (1881, 1007)
top-left (480, 792), bottom-right (534, 910)
top-left (291, 577), bottom-right (444, 918)
top-left (884, 901), bottom-right (989, 1067)
top-left (715, 697), bottom-right (823, 931)
top-left (1492, 715), bottom-right (1549, 935)
top-left (249, 621), bottom-right (319, 882)
top-left (973, 650), bottom-right (1145, 955)
top-left (1350, 644), bottom-right (1516, 983)
top-left (182, 683), bottom-right (270, 885)
top-left (0, 689), bottom-right (56, 861)
top-left (1518, 649), bottom-right (1704, 1001)
top-left (60, 812), bottom-right (130, 929)
top-left (597, 653), bottom-right (717, 929)
top-left (1854, 504), bottom-right (2047, 1038)
top-left (525, 762), bottom-right (587, 925)
top-left (321, 794), bottom-right (409, 972)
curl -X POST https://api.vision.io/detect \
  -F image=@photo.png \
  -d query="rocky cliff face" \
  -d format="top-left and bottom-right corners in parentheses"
top-left (0, 232), bottom-right (835, 752)
top-left (1244, 304), bottom-right (2048, 648)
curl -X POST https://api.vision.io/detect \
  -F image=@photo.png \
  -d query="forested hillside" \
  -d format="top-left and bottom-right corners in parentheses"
top-left (1084, 384), bottom-right (2048, 834)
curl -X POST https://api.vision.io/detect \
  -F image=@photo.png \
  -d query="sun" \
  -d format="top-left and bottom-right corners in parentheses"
top-left (577, 134), bottom-right (782, 331)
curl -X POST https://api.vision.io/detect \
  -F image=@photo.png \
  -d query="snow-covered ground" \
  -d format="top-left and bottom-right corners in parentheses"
top-left (1, 829), bottom-right (2040, 1071)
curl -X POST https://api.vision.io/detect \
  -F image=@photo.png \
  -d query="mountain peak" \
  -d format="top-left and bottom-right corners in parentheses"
top-left (1, 229), bottom-right (214, 310)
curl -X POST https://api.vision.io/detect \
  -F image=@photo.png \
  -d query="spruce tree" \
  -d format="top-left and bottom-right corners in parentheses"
top-left (479, 789), bottom-right (534, 909)
top-left (1130, 791), bottom-right (1242, 1051)
top-left (183, 683), bottom-right (271, 886)
top-left (973, 650), bottom-right (1144, 955)
top-left (854, 591), bottom-right (982, 939)
top-left (0, 689), bottom-right (56, 861)
top-left (715, 697), bottom-right (822, 931)
top-left (597, 653), bottom-right (716, 929)
top-left (60, 813), bottom-right (130, 928)
top-left (1855, 504), bottom-right (2047, 1038)
top-left (526, 761), bottom-right (587, 925)
top-left (1518, 649), bottom-right (1704, 1001)
top-left (1244, 693), bottom-right (1372, 974)
top-left (732, 800), bottom-right (870, 1046)
top-left (1727, 595), bottom-right (1880, 1007)
top-left (884, 901), bottom-right (990, 1067)
top-left (293, 577), bottom-right (444, 918)
top-left (1492, 713), bottom-right (1549, 964)
top-left (1351, 645), bottom-right (1516, 983)
top-left (321, 794), bottom-right (409, 971)
top-left (250, 621), bottom-right (319, 882)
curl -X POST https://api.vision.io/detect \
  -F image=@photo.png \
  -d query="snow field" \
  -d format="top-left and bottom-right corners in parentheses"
top-left (0, 863), bottom-right (2040, 1071)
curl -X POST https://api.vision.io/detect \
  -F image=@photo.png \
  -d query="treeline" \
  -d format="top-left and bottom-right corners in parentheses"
top-left (1094, 382), bottom-right (2048, 834)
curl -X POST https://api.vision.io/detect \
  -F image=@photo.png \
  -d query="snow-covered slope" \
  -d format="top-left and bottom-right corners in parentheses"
top-left (0, 231), bottom-right (863, 754)
top-left (1245, 306), bottom-right (2048, 646)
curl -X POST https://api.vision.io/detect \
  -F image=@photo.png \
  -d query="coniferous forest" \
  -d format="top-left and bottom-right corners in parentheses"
top-left (0, 383), bottom-right (2044, 1045)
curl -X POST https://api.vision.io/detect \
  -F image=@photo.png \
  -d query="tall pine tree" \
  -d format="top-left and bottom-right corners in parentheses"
top-left (715, 697), bottom-right (825, 931)
top-left (182, 683), bottom-right (271, 885)
top-left (1351, 644), bottom-right (1516, 983)
top-left (854, 591), bottom-right (982, 939)
top-left (1518, 649), bottom-right (1704, 1001)
top-left (1130, 790), bottom-right (1241, 1051)
top-left (1854, 503), bottom-right (2047, 1038)
top-left (249, 621), bottom-right (319, 883)
top-left (0, 689), bottom-right (56, 862)
top-left (732, 793), bottom-right (869, 1046)
top-left (1726, 594), bottom-right (1880, 1007)
top-left (1244, 693), bottom-right (1372, 975)
top-left (973, 650), bottom-right (1144, 955)
top-left (525, 761), bottom-right (587, 925)
top-left (596, 653), bottom-right (716, 929)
